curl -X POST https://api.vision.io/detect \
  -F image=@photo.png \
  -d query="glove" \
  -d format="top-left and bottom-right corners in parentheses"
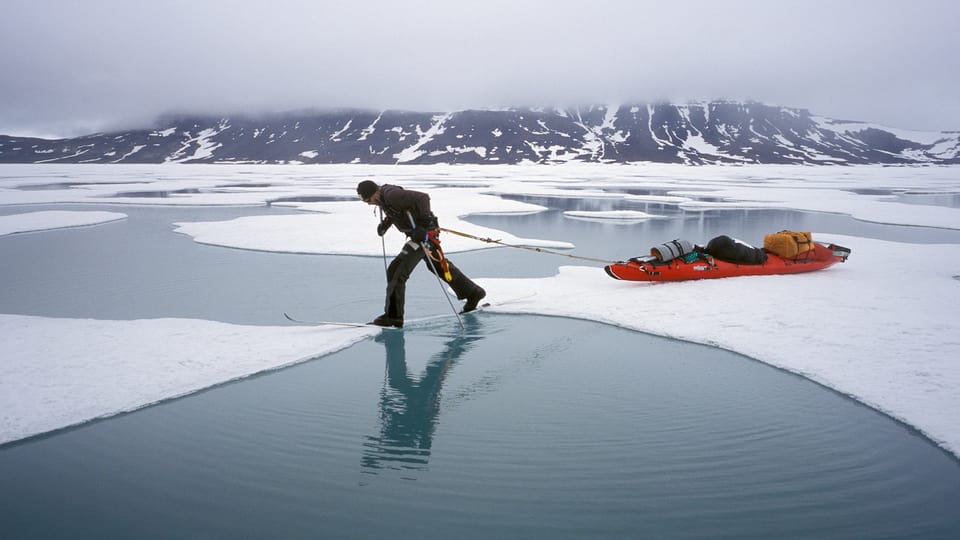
top-left (410, 226), bottom-right (427, 243)
top-left (377, 218), bottom-right (392, 236)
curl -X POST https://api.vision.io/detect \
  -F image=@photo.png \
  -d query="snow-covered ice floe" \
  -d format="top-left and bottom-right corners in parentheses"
top-left (0, 315), bottom-right (375, 445)
top-left (174, 193), bottom-right (572, 256)
top-left (0, 211), bottom-right (126, 237)
top-left (563, 210), bottom-right (664, 223)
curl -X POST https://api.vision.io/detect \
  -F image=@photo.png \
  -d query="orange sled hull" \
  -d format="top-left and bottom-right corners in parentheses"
top-left (605, 243), bottom-right (850, 282)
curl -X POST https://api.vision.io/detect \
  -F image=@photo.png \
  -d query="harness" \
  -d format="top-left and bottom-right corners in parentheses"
top-left (380, 185), bottom-right (452, 282)
top-left (426, 229), bottom-right (453, 282)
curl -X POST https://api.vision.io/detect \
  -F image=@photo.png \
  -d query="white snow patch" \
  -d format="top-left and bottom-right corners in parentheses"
top-left (0, 211), bottom-right (127, 237)
top-left (329, 119), bottom-right (352, 141)
top-left (165, 124), bottom-right (227, 163)
top-left (357, 113), bottom-right (381, 141)
top-left (394, 114), bottom-right (450, 163)
top-left (114, 144), bottom-right (146, 162)
top-left (563, 210), bottom-right (662, 222)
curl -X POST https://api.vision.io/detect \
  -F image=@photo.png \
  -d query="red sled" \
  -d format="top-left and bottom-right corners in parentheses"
top-left (605, 242), bottom-right (850, 282)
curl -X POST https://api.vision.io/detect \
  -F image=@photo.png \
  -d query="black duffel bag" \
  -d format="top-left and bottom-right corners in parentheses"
top-left (704, 235), bottom-right (767, 265)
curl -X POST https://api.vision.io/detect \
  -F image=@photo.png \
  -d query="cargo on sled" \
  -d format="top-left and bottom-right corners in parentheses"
top-left (604, 231), bottom-right (850, 282)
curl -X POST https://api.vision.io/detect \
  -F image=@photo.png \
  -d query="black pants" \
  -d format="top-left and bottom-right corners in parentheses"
top-left (384, 239), bottom-right (481, 319)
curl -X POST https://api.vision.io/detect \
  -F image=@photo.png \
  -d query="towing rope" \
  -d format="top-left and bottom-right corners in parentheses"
top-left (439, 227), bottom-right (618, 265)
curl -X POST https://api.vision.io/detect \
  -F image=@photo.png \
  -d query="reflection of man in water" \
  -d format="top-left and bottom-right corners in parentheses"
top-left (362, 319), bottom-right (482, 474)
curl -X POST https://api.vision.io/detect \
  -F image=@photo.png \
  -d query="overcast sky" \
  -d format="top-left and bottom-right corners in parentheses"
top-left (2, 0), bottom-right (958, 138)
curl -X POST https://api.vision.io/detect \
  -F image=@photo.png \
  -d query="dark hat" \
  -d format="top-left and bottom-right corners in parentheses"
top-left (357, 180), bottom-right (378, 201)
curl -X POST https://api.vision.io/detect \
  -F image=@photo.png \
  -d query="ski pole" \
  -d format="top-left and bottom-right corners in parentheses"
top-left (378, 208), bottom-right (388, 278)
top-left (408, 212), bottom-right (463, 330)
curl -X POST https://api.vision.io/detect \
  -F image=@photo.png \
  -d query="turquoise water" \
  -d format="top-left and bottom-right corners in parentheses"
top-left (1, 200), bottom-right (959, 538)
top-left (2, 315), bottom-right (958, 538)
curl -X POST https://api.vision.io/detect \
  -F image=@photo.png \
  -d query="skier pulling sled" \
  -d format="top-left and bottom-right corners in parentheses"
top-left (356, 180), bottom-right (486, 328)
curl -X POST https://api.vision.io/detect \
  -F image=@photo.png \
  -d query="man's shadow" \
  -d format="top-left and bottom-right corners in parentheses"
top-left (361, 316), bottom-right (484, 474)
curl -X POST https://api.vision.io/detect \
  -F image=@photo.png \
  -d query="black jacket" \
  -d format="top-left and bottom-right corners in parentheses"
top-left (378, 184), bottom-right (438, 234)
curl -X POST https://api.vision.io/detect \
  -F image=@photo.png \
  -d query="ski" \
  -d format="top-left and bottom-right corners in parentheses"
top-left (467, 292), bottom-right (537, 311)
top-left (282, 293), bottom-right (534, 329)
top-left (459, 302), bottom-right (491, 315)
top-left (281, 306), bottom-right (491, 329)
top-left (282, 312), bottom-right (403, 329)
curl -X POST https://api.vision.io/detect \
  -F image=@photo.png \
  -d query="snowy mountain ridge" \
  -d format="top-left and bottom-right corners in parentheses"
top-left (1, 101), bottom-right (958, 165)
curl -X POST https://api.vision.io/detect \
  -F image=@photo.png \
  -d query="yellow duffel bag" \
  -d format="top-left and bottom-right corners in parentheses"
top-left (763, 230), bottom-right (813, 259)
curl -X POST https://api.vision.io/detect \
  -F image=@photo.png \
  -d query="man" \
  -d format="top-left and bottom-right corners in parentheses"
top-left (357, 180), bottom-right (486, 328)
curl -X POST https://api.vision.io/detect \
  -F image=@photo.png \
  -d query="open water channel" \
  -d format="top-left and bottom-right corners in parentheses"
top-left (1, 188), bottom-right (959, 538)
